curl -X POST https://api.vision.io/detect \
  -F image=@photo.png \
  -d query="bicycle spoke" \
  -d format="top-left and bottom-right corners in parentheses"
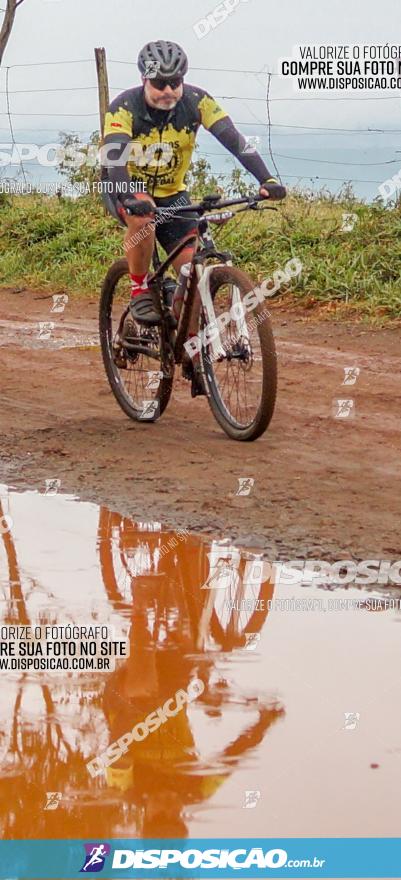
top-left (206, 284), bottom-right (263, 428)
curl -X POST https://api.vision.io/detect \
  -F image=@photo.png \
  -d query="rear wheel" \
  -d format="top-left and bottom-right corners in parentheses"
top-left (99, 259), bottom-right (174, 422)
top-left (199, 265), bottom-right (277, 441)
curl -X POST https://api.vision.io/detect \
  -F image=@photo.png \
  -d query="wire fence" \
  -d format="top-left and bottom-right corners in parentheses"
top-left (0, 57), bottom-right (399, 191)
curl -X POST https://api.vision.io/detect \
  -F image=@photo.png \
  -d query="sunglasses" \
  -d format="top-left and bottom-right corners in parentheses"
top-left (150, 77), bottom-right (183, 91)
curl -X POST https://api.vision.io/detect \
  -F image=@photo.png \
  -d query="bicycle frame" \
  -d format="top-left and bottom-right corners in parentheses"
top-left (147, 215), bottom-right (233, 365)
top-left (125, 193), bottom-right (277, 366)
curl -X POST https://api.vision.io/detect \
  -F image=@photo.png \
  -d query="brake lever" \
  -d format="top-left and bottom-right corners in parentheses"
top-left (247, 200), bottom-right (278, 212)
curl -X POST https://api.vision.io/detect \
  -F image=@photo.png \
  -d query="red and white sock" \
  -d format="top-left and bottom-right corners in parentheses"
top-left (130, 272), bottom-right (149, 298)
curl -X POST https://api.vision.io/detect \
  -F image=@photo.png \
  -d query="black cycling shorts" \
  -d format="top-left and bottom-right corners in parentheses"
top-left (102, 188), bottom-right (198, 254)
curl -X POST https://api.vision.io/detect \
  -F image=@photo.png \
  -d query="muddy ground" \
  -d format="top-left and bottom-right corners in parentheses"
top-left (0, 287), bottom-right (400, 559)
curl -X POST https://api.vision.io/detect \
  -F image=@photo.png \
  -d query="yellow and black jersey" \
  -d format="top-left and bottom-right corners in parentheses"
top-left (102, 83), bottom-right (272, 199)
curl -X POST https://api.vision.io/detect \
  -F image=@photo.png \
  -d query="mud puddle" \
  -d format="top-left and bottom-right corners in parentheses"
top-left (0, 484), bottom-right (400, 842)
top-left (0, 318), bottom-right (98, 350)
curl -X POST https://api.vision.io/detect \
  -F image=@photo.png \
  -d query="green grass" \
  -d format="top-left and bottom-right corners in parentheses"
top-left (0, 191), bottom-right (400, 321)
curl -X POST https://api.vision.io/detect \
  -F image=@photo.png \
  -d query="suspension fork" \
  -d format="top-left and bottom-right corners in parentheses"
top-left (196, 262), bottom-right (238, 361)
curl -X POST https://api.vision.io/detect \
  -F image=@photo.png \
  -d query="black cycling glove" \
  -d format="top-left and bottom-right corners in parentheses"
top-left (122, 197), bottom-right (155, 216)
top-left (260, 178), bottom-right (287, 201)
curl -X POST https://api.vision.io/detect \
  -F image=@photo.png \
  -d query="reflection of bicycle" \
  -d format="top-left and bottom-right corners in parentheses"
top-left (207, 555), bottom-right (274, 652)
top-left (97, 509), bottom-right (273, 650)
top-left (97, 506), bottom-right (284, 838)
top-left (99, 193), bottom-right (278, 440)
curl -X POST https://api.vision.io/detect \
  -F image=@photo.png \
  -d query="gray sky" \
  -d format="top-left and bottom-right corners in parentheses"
top-left (1, 0), bottom-right (400, 198)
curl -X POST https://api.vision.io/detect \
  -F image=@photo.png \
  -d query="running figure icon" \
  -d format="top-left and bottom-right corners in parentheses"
top-left (80, 843), bottom-right (110, 873)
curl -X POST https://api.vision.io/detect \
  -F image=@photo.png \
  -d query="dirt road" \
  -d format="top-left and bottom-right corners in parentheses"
top-left (0, 287), bottom-right (400, 559)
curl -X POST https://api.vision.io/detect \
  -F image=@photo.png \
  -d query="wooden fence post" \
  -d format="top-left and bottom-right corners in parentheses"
top-left (94, 47), bottom-right (110, 139)
top-left (94, 48), bottom-right (110, 212)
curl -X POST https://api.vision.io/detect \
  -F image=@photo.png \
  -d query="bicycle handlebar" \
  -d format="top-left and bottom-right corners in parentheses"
top-left (152, 192), bottom-right (275, 219)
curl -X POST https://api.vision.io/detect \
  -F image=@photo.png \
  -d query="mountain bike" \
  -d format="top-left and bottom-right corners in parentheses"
top-left (99, 192), bottom-right (278, 441)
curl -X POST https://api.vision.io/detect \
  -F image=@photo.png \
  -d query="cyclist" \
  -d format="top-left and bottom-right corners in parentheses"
top-left (101, 39), bottom-right (286, 326)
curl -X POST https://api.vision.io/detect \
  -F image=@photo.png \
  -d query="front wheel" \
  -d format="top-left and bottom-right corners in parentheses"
top-left (99, 259), bottom-right (174, 422)
top-left (199, 265), bottom-right (277, 441)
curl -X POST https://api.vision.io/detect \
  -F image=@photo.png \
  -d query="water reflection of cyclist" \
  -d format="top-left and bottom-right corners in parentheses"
top-left (102, 581), bottom-right (284, 838)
